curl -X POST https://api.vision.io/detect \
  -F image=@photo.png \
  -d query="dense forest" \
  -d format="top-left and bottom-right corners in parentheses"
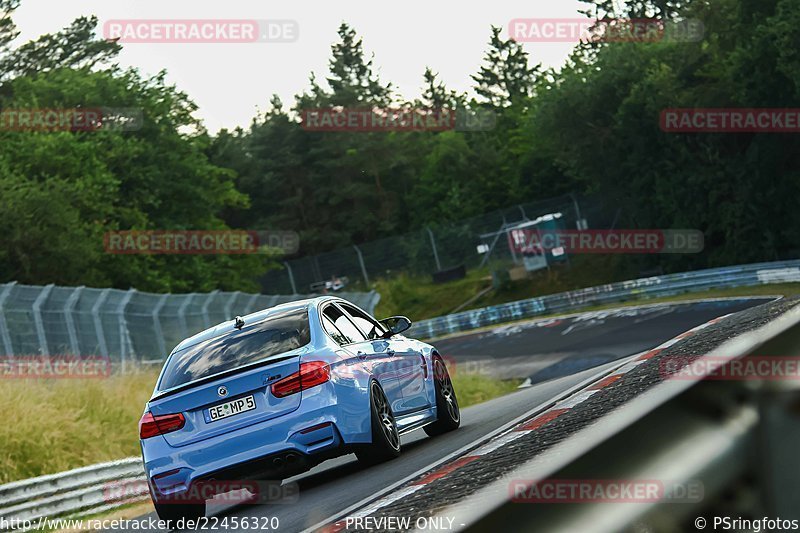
top-left (1, 0), bottom-right (798, 292)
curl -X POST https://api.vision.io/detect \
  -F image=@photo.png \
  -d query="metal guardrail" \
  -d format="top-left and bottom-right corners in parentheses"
top-left (0, 458), bottom-right (146, 530)
top-left (0, 283), bottom-right (380, 370)
top-left (410, 260), bottom-right (800, 339)
top-left (426, 299), bottom-right (800, 531)
top-left (2, 260), bottom-right (799, 526)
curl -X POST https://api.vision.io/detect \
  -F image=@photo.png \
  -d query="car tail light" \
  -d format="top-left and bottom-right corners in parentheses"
top-left (271, 361), bottom-right (330, 398)
top-left (139, 411), bottom-right (185, 439)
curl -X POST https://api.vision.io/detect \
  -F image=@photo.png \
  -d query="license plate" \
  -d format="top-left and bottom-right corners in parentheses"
top-left (207, 395), bottom-right (256, 422)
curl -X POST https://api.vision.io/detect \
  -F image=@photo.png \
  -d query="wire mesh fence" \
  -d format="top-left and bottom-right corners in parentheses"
top-left (0, 283), bottom-right (379, 367)
top-left (0, 194), bottom-right (609, 369)
top-left (261, 194), bottom-right (608, 293)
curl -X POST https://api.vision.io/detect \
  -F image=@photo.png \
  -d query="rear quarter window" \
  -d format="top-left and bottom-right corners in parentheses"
top-left (158, 308), bottom-right (310, 391)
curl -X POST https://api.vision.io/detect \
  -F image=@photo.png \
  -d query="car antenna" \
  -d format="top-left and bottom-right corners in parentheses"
top-left (233, 315), bottom-right (245, 329)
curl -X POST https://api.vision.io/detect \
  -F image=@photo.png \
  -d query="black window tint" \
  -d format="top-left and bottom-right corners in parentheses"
top-left (322, 305), bottom-right (366, 344)
top-left (341, 303), bottom-right (386, 340)
top-left (159, 308), bottom-right (310, 391)
top-left (322, 315), bottom-right (350, 345)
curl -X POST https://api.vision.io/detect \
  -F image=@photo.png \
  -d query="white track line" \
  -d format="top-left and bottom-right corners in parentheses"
top-left (301, 354), bottom-right (651, 533)
top-left (309, 311), bottom-right (736, 533)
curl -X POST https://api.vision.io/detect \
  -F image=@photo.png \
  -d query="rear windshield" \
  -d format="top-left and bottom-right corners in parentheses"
top-left (158, 308), bottom-right (310, 391)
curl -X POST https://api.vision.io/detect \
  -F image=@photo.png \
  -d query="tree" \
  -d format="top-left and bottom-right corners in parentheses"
top-left (230, 24), bottom-right (417, 253)
top-left (325, 23), bottom-right (392, 107)
top-left (471, 26), bottom-right (540, 108)
top-left (0, 67), bottom-right (270, 291)
top-left (1, 15), bottom-right (121, 80)
top-left (578, 0), bottom-right (686, 19)
top-left (420, 67), bottom-right (465, 110)
top-left (526, 0), bottom-right (800, 267)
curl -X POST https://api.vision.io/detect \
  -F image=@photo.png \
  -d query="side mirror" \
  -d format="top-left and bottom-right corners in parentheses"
top-left (380, 316), bottom-right (412, 336)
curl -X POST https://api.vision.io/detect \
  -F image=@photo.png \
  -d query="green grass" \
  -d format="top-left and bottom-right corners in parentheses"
top-left (451, 374), bottom-right (522, 407)
top-left (0, 366), bottom-right (519, 484)
top-left (505, 282), bottom-right (800, 318)
top-left (0, 370), bottom-right (159, 484)
top-left (374, 255), bottom-right (800, 323)
top-left (477, 256), bottom-right (634, 307)
top-left (374, 256), bottom-right (643, 320)
top-left (374, 269), bottom-right (494, 320)
top-left (428, 283), bottom-right (800, 342)
top-left (372, 260), bottom-right (627, 320)
top-left (621, 282), bottom-right (800, 301)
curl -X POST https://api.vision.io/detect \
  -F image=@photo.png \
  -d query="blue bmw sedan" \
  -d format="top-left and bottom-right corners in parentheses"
top-left (139, 296), bottom-right (460, 521)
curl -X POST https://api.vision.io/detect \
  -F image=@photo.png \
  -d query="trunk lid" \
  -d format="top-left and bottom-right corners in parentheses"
top-left (148, 354), bottom-right (302, 448)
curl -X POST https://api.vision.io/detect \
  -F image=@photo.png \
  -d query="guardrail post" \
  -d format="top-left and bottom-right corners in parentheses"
top-left (224, 291), bottom-right (241, 321)
top-left (201, 290), bottom-right (219, 329)
top-left (243, 293), bottom-right (259, 314)
top-left (0, 282), bottom-right (16, 356)
top-left (177, 294), bottom-right (196, 340)
top-left (63, 286), bottom-right (84, 356)
top-left (116, 289), bottom-right (135, 373)
top-left (479, 227), bottom-right (504, 269)
top-left (507, 226), bottom-right (519, 265)
top-left (152, 294), bottom-right (168, 358)
top-left (91, 289), bottom-right (111, 358)
top-left (367, 290), bottom-right (381, 315)
top-left (569, 193), bottom-right (588, 230)
top-left (426, 227), bottom-right (442, 271)
top-left (353, 245), bottom-right (370, 287)
top-left (32, 284), bottom-right (54, 356)
top-left (283, 262), bottom-right (298, 294)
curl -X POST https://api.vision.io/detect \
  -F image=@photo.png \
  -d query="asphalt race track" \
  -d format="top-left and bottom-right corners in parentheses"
top-left (434, 298), bottom-right (771, 384)
top-left (115, 297), bottom-right (772, 533)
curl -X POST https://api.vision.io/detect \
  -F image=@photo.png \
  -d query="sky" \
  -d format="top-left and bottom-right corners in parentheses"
top-left (13, 0), bottom-right (588, 134)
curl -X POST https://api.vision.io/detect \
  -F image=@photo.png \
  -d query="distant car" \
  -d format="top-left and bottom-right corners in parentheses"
top-left (309, 276), bottom-right (349, 293)
top-left (139, 296), bottom-right (460, 521)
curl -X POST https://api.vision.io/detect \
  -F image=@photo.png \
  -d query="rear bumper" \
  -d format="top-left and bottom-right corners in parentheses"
top-left (142, 374), bottom-right (375, 503)
top-left (143, 403), bottom-right (349, 501)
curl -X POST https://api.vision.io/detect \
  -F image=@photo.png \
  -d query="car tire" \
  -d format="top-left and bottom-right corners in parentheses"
top-left (423, 356), bottom-right (460, 437)
top-left (355, 381), bottom-right (401, 464)
top-left (152, 498), bottom-right (205, 525)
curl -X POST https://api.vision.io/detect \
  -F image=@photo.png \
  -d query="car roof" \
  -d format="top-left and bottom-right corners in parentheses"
top-left (169, 295), bottom-right (345, 354)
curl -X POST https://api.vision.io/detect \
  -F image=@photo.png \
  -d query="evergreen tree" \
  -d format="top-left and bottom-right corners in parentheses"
top-left (471, 26), bottom-right (540, 108)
